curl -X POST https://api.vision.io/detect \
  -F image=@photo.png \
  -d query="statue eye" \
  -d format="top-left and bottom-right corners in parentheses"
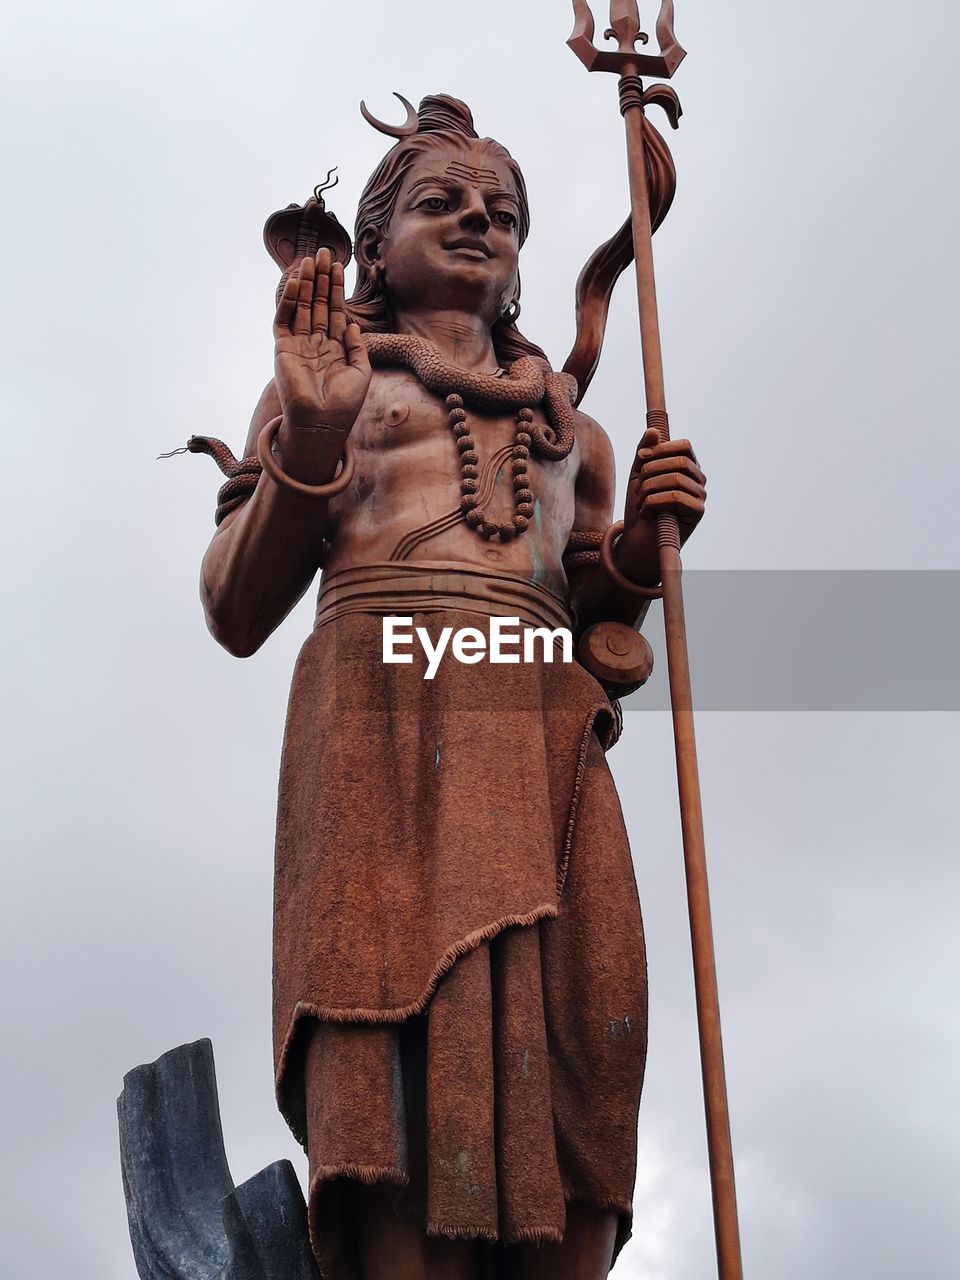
top-left (493, 210), bottom-right (518, 228)
top-left (421, 197), bottom-right (448, 211)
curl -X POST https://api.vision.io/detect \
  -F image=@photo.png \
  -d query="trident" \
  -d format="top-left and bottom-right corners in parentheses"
top-left (567, 3), bottom-right (744, 1277)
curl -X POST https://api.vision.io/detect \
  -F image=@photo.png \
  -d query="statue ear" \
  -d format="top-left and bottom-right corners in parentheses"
top-left (356, 229), bottom-right (382, 272)
top-left (500, 270), bottom-right (521, 316)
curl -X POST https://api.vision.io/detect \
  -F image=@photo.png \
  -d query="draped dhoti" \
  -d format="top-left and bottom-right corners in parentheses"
top-left (272, 564), bottom-right (647, 1277)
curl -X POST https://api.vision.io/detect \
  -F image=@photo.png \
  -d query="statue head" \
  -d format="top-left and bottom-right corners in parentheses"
top-left (348, 94), bottom-right (546, 364)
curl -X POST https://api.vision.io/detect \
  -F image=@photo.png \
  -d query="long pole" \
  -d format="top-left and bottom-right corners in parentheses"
top-left (619, 65), bottom-right (744, 1280)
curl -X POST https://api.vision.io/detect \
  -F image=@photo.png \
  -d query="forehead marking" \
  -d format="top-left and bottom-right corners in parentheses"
top-left (446, 160), bottom-right (500, 188)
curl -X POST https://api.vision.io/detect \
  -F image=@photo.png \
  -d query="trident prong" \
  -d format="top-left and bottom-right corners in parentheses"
top-left (567, 0), bottom-right (686, 76)
top-left (604, 0), bottom-right (648, 52)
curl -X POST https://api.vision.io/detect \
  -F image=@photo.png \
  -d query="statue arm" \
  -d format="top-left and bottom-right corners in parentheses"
top-left (199, 378), bottom-right (333, 657)
top-left (568, 411), bottom-right (707, 636)
top-left (200, 250), bottom-right (372, 658)
top-left (568, 411), bottom-right (655, 634)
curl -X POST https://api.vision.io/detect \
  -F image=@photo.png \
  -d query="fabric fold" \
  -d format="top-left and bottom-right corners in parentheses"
top-left (272, 601), bottom-right (644, 1277)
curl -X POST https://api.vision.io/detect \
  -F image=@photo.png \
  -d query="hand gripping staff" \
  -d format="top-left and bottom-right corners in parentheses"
top-left (567, 4), bottom-right (744, 1276)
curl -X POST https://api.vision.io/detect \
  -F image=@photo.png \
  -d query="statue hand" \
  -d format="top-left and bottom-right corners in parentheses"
top-left (617, 429), bottom-right (707, 581)
top-left (273, 248), bottom-right (372, 435)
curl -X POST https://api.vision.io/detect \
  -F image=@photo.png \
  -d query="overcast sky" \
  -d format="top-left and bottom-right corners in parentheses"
top-left (2, 1), bottom-right (958, 1277)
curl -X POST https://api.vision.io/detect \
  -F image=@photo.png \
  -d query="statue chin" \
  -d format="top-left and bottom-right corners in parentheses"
top-left (387, 266), bottom-right (508, 326)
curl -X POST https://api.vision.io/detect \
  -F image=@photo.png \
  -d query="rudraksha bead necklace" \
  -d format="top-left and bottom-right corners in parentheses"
top-left (446, 394), bottom-right (536, 541)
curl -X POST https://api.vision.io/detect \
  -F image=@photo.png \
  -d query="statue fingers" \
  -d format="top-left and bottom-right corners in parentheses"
top-left (293, 255), bottom-right (315, 336)
top-left (639, 488), bottom-right (706, 525)
top-left (273, 269), bottom-right (299, 338)
top-left (329, 261), bottom-right (346, 342)
top-left (312, 248), bottom-right (331, 335)
top-left (630, 427), bottom-right (664, 472)
top-left (344, 323), bottom-right (371, 374)
top-left (635, 427), bottom-right (660, 455)
top-left (643, 435), bottom-right (700, 467)
top-left (638, 473), bottom-right (706, 506)
top-left (638, 454), bottom-right (706, 487)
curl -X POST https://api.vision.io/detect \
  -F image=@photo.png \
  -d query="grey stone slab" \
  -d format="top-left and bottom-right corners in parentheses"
top-left (118, 1039), bottom-right (318, 1280)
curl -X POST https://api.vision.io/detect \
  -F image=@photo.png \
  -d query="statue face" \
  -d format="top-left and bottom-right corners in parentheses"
top-left (371, 139), bottom-right (522, 323)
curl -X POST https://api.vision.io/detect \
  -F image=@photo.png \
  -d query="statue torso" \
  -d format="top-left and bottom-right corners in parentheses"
top-left (322, 368), bottom-right (582, 581)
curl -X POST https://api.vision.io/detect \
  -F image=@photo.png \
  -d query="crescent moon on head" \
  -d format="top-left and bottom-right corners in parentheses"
top-left (359, 92), bottom-right (419, 139)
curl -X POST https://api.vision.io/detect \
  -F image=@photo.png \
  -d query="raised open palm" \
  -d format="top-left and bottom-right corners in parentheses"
top-left (274, 247), bottom-right (371, 434)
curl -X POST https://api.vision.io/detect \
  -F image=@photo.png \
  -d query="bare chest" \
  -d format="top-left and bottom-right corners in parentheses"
top-left (350, 369), bottom-right (578, 490)
top-left (324, 370), bottom-right (580, 571)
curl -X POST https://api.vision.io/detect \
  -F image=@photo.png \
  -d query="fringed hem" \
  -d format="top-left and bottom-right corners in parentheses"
top-left (307, 1165), bottom-right (410, 1280)
top-left (307, 1171), bottom-right (565, 1258)
top-left (309, 1164), bottom-right (409, 1190)
top-left (500, 1224), bottom-right (567, 1246)
top-left (597, 1199), bottom-right (634, 1264)
top-left (425, 1222), bottom-right (567, 1245)
top-left (589, 1198), bottom-right (633, 1217)
top-left (559, 1187), bottom-right (634, 1219)
top-left (426, 1222), bottom-right (501, 1243)
top-left (310, 1190), bottom-right (625, 1249)
top-left (556, 1187), bottom-right (634, 1262)
top-left (307, 1170), bottom-right (632, 1268)
top-left (275, 900), bottom-right (558, 1115)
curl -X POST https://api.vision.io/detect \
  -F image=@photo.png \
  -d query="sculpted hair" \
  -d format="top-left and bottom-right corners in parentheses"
top-left (347, 94), bottom-right (547, 365)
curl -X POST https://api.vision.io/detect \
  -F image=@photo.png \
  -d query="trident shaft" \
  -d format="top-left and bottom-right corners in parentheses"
top-left (568, 4), bottom-right (744, 1277)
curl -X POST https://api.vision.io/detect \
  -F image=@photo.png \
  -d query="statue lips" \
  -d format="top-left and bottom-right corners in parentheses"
top-left (444, 237), bottom-right (494, 261)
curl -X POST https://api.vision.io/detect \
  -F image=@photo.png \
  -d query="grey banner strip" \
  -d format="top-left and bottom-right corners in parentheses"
top-left (628, 570), bottom-right (959, 712)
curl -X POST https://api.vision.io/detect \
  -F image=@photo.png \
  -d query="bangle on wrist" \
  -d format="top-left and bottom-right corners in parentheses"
top-left (600, 521), bottom-right (663, 599)
top-left (256, 415), bottom-right (355, 498)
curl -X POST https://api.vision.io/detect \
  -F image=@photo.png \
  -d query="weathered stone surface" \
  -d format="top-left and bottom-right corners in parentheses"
top-left (118, 1039), bottom-right (318, 1280)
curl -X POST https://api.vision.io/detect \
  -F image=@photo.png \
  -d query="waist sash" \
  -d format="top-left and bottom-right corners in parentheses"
top-left (315, 561), bottom-right (572, 633)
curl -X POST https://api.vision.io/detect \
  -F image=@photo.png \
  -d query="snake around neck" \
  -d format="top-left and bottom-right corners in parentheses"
top-left (364, 333), bottom-right (578, 463)
top-left (183, 334), bottom-right (580, 529)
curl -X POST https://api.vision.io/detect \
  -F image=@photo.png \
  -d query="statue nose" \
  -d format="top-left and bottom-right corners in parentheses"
top-left (459, 193), bottom-right (490, 232)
